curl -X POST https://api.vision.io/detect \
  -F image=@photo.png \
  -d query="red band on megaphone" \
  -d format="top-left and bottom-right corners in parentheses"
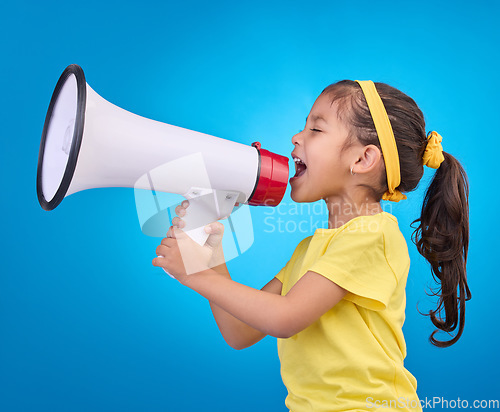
top-left (248, 142), bottom-right (289, 206)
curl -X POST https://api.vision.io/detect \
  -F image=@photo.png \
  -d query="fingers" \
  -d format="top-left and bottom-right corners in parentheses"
top-left (204, 221), bottom-right (225, 250)
top-left (170, 200), bottom-right (189, 232)
top-left (174, 205), bottom-right (186, 217)
top-left (175, 200), bottom-right (189, 216)
top-left (156, 242), bottom-right (173, 257)
top-left (155, 245), bottom-right (167, 258)
top-left (154, 237), bottom-right (179, 264)
top-left (154, 235), bottom-right (179, 262)
top-left (166, 226), bottom-right (175, 238)
top-left (156, 237), bottom-right (177, 257)
top-left (204, 221), bottom-right (224, 235)
top-left (152, 254), bottom-right (165, 267)
top-left (160, 237), bottom-right (177, 247)
top-left (171, 216), bottom-right (185, 228)
top-left (172, 226), bottom-right (188, 240)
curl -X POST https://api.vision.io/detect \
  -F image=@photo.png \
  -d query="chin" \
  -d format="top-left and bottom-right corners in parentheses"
top-left (291, 190), bottom-right (313, 203)
top-left (290, 190), bottom-right (301, 202)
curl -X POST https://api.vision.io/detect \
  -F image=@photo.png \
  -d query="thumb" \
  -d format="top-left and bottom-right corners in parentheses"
top-left (204, 221), bottom-right (225, 247)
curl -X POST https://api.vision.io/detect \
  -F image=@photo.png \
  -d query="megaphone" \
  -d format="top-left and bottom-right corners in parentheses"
top-left (37, 64), bottom-right (289, 245)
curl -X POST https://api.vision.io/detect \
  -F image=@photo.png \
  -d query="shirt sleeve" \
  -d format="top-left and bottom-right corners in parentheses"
top-left (275, 237), bottom-right (311, 283)
top-left (307, 225), bottom-right (398, 311)
top-left (275, 267), bottom-right (286, 283)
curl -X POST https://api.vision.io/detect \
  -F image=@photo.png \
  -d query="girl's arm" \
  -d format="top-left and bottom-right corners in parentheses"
top-left (208, 261), bottom-right (283, 349)
top-left (180, 267), bottom-right (346, 339)
top-left (153, 202), bottom-right (346, 345)
top-left (154, 233), bottom-right (347, 339)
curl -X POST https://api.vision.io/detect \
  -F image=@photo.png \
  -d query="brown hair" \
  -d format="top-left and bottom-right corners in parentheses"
top-left (322, 80), bottom-right (471, 347)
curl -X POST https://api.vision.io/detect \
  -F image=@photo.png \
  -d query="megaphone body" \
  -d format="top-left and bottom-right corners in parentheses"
top-left (37, 64), bottom-right (289, 245)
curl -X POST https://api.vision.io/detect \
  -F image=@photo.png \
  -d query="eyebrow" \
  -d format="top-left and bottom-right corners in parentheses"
top-left (305, 115), bottom-right (327, 123)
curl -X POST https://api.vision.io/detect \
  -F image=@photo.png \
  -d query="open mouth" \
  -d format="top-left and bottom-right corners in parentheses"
top-left (292, 156), bottom-right (307, 179)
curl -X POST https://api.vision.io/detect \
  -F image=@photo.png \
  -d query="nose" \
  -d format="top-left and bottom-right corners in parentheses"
top-left (292, 130), bottom-right (302, 146)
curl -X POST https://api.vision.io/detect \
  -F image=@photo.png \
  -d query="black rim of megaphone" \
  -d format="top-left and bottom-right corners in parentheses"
top-left (37, 64), bottom-right (87, 211)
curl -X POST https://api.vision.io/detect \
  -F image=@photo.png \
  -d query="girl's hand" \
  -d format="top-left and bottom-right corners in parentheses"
top-left (153, 226), bottom-right (212, 282)
top-left (152, 200), bottom-right (234, 281)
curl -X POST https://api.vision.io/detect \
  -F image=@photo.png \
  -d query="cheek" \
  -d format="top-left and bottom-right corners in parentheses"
top-left (315, 158), bottom-right (348, 183)
top-left (314, 156), bottom-right (336, 174)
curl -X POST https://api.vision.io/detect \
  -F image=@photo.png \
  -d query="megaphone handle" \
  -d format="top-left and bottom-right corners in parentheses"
top-left (181, 190), bottom-right (238, 246)
top-left (184, 226), bottom-right (210, 245)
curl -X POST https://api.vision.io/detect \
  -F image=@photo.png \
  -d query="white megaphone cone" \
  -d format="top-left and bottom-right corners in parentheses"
top-left (37, 64), bottom-right (289, 249)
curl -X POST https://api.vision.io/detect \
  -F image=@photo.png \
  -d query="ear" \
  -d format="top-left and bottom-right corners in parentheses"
top-left (352, 144), bottom-right (382, 174)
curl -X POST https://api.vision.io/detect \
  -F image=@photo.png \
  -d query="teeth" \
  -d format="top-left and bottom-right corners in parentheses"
top-left (293, 157), bottom-right (305, 165)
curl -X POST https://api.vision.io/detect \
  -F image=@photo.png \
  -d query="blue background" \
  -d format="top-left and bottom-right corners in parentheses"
top-left (1, 1), bottom-right (498, 411)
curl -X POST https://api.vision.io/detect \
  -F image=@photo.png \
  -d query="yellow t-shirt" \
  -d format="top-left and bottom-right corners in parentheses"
top-left (275, 212), bottom-right (422, 412)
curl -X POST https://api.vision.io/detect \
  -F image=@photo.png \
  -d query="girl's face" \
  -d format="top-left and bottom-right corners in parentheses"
top-left (290, 93), bottom-right (356, 203)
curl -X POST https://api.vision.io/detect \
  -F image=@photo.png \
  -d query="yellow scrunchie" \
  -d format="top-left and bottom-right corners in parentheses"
top-left (423, 131), bottom-right (445, 169)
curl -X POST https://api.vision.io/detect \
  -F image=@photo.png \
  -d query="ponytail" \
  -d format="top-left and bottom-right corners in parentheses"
top-left (412, 152), bottom-right (471, 347)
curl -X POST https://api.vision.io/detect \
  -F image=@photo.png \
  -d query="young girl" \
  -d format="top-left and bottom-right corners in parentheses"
top-left (152, 80), bottom-right (470, 412)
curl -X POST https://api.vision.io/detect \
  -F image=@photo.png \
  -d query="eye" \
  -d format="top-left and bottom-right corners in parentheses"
top-left (310, 128), bottom-right (322, 133)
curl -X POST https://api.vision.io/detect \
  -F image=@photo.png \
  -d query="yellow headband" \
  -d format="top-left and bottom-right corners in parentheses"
top-left (355, 80), bottom-right (406, 202)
